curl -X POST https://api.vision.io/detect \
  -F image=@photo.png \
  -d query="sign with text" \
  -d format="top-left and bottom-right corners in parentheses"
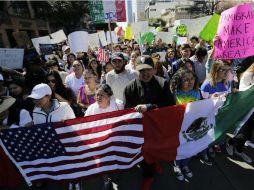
top-left (106, 31), bottom-right (118, 44)
top-left (176, 24), bottom-right (187, 37)
top-left (215, 3), bottom-right (254, 59)
top-left (68, 31), bottom-right (88, 53)
top-left (31, 36), bottom-right (51, 54)
top-left (98, 31), bottom-right (108, 47)
top-left (0, 48), bottom-right (24, 69)
top-left (88, 33), bottom-right (100, 49)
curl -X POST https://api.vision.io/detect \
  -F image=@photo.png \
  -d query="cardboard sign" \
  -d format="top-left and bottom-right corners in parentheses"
top-left (106, 31), bottom-right (118, 44)
top-left (88, 33), bottom-right (100, 49)
top-left (156, 32), bottom-right (173, 44)
top-left (98, 31), bottom-right (108, 46)
top-left (13, 31), bottom-right (32, 47)
top-left (215, 3), bottom-right (254, 59)
top-left (0, 48), bottom-right (24, 69)
top-left (31, 36), bottom-right (51, 54)
top-left (50, 30), bottom-right (67, 44)
top-left (68, 31), bottom-right (89, 53)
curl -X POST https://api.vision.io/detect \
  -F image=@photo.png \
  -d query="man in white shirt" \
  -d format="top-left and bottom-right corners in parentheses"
top-left (106, 52), bottom-right (138, 101)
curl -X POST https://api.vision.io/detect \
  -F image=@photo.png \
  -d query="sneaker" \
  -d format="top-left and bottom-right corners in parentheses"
top-left (208, 147), bottom-right (216, 158)
top-left (214, 145), bottom-right (222, 153)
top-left (182, 166), bottom-right (193, 178)
top-left (200, 154), bottom-right (213, 166)
top-left (174, 166), bottom-right (184, 181)
top-left (235, 150), bottom-right (252, 163)
top-left (226, 139), bottom-right (234, 156)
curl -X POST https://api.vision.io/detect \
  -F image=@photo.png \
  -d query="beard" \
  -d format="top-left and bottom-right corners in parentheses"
top-left (114, 65), bottom-right (125, 74)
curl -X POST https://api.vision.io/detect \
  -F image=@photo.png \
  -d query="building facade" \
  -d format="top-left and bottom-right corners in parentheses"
top-left (0, 1), bottom-right (50, 48)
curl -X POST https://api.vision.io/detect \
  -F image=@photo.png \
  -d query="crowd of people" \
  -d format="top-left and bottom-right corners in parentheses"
top-left (0, 35), bottom-right (254, 190)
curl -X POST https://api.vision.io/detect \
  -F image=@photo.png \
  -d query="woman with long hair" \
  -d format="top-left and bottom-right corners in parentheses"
top-left (77, 70), bottom-right (97, 112)
top-left (65, 53), bottom-right (76, 74)
top-left (88, 58), bottom-right (102, 83)
top-left (45, 70), bottom-right (74, 104)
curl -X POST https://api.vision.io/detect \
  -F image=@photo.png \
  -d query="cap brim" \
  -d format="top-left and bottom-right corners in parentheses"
top-left (27, 94), bottom-right (44, 99)
top-left (136, 64), bottom-right (153, 71)
top-left (112, 57), bottom-right (123, 61)
top-left (0, 97), bottom-right (16, 113)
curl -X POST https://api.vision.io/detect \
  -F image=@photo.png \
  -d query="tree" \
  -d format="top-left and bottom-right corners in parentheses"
top-left (189, 0), bottom-right (221, 17)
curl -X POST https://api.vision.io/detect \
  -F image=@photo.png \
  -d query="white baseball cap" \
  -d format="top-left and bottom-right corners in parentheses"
top-left (28, 83), bottom-right (52, 99)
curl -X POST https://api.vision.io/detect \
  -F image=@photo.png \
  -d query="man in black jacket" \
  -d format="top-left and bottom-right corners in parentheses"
top-left (124, 55), bottom-right (175, 190)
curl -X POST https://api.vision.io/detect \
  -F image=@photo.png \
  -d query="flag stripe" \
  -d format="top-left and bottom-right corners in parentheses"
top-left (28, 156), bottom-right (143, 181)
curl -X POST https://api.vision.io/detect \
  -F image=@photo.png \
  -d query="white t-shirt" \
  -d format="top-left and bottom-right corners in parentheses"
top-left (85, 98), bottom-right (123, 116)
top-left (2, 109), bottom-right (33, 128)
top-left (65, 73), bottom-right (85, 97)
top-left (106, 69), bottom-right (138, 101)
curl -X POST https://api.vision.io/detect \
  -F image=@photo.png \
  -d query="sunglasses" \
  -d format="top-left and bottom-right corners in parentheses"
top-left (46, 79), bottom-right (56, 84)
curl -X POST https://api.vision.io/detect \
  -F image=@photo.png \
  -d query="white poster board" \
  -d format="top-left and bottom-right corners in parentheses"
top-left (106, 31), bottom-right (118, 44)
top-left (0, 48), bottom-right (24, 69)
top-left (31, 36), bottom-right (51, 54)
top-left (98, 31), bottom-right (108, 47)
top-left (156, 32), bottom-right (173, 44)
top-left (177, 37), bottom-right (188, 45)
top-left (68, 31), bottom-right (88, 53)
top-left (88, 33), bottom-right (100, 49)
top-left (50, 30), bottom-right (67, 44)
top-left (132, 21), bottom-right (149, 38)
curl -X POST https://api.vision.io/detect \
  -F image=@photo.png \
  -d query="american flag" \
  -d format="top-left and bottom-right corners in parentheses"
top-left (97, 38), bottom-right (109, 63)
top-left (0, 109), bottom-right (143, 186)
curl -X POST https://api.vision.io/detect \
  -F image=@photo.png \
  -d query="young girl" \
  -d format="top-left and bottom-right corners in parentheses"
top-left (170, 68), bottom-right (200, 181)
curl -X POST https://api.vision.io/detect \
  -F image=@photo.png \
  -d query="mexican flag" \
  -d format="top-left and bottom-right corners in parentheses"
top-left (89, 0), bottom-right (126, 23)
top-left (142, 86), bottom-right (254, 163)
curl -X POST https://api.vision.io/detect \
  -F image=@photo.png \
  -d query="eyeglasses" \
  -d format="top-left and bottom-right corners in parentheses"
top-left (46, 79), bottom-right (56, 84)
top-left (182, 78), bottom-right (195, 83)
top-left (218, 68), bottom-right (230, 73)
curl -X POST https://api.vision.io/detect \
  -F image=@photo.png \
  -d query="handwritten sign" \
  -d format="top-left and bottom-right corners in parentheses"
top-left (68, 31), bottom-right (88, 53)
top-left (0, 48), bottom-right (24, 69)
top-left (215, 3), bottom-right (254, 59)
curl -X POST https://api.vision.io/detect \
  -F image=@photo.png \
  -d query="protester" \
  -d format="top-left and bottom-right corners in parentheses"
top-left (164, 47), bottom-right (177, 77)
top-left (125, 52), bottom-right (138, 71)
top-left (77, 70), bottom-right (97, 113)
top-left (45, 59), bottom-right (68, 83)
top-left (190, 46), bottom-right (208, 84)
top-left (0, 96), bottom-right (32, 128)
top-left (170, 68), bottom-right (200, 180)
top-left (100, 62), bottom-right (114, 84)
top-left (172, 43), bottom-right (192, 74)
top-left (239, 63), bottom-right (254, 91)
top-left (124, 55), bottom-right (175, 190)
top-left (189, 36), bottom-right (199, 56)
top-left (0, 74), bottom-right (8, 96)
top-left (65, 53), bottom-right (76, 73)
top-left (106, 52), bottom-right (138, 101)
top-left (88, 58), bottom-right (102, 83)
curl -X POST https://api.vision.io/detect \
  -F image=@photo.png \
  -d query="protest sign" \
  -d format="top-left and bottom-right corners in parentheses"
top-left (199, 14), bottom-right (220, 42)
top-left (68, 31), bottom-right (88, 53)
top-left (139, 32), bottom-right (154, 46)
top-left (124, 25), bottom-right (133, 40)
top-left (215, 3), bottom-right (254, 59)
top-left (50, 30), bottom-right (67, 44)
top-left (39, 44), bottom-right (59, 55)
top-left (89, 0), bottom-right (126, 23)
top-left (176, 24), bottom-right (188, 37)
top-left (177, 37), bottom-right (188, 45)
top-left (31, 36), bottom-right (51, 54)
top-left (88, 33), bottom-right (100, 49)
top-left (98, 31), bottom-right (108, 46)
top-left (0, 48), bottom-right (24, 69)
top-left (132, 21), bottom-right (149, 38)
top-left (156, 32), bottom-right (173, 44)
top-left (106, 31), bottom-right (118, 44)
top-left (13, 31), bottom-right (32, 47)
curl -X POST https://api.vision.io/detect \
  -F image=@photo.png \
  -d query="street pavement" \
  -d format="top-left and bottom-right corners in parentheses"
top-left (2, 145), bottom-right (254, 190)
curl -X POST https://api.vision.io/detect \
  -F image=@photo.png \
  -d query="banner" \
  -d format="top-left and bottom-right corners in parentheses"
top-left (50, 30), bottom-right (67, 44)
top-left (215, 3), bottom-right (254, 59)
top-left (0, 48), bottom-right (24, 69)
top-left (199, 13), bottom-right (220, 42)
top-left (68, 31), bottom-right (89, 53)
top-left (89, 0), bottom-right (126, 23)
top-left (13, 31), bottom-right (32, 47)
